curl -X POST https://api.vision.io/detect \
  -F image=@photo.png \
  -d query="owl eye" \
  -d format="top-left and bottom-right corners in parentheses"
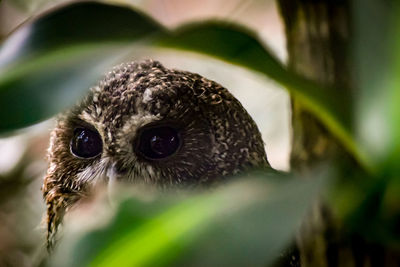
top-left (136, 126), bottom-right (181, 160)
top-left (70, 128), bottom-right (102, 158)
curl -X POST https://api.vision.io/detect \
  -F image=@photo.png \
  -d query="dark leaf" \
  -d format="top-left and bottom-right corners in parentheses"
top-left (0, 1), bottom-right (165, 132)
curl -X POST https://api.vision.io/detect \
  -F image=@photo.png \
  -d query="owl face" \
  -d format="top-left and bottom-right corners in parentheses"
top-left (42, 60), bottom-right (268, 246)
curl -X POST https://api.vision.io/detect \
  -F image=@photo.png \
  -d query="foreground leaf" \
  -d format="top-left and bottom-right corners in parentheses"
top-left (50, 170), bottom-right (329, 267)
top-left (0, 45), bottom-right (130, 131)
top-left (0, 1), bottom-right (165, 132)
top-left (354, 0), bottom-right (400, 171)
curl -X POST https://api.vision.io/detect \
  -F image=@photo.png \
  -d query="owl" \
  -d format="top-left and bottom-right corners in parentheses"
top-left (42, 60), bottom-right (269, 248)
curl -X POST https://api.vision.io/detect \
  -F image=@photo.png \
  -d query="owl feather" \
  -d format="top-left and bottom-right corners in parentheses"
top-left (43, 60), bottom-right (269, 249)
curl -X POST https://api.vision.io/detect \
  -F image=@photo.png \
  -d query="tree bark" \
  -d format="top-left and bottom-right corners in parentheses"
top-left (278, 0), bottom-right (353, 170)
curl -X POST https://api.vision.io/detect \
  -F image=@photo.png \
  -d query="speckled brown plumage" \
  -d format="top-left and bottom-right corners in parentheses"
top-left (42, 59), bottom-right (269, 249)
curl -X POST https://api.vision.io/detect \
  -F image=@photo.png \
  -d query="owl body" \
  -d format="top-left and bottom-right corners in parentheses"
top-left (43, 60), bottom-right (269, 247)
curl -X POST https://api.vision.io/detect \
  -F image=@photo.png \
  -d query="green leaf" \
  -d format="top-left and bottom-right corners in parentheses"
top-left (51, 170), bottom-right (330, 267)
top-left (353, 0), bottom-right (400, 171)
top-left (0, 45), bottom-right (128, 132)
top-left (0, 1), bottom-right (166, 132)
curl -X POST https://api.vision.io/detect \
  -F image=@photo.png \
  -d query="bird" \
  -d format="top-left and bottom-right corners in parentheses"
top-left (42, 59), bottom-right (270, 249)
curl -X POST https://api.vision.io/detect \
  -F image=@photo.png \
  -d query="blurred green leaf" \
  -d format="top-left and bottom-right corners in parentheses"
top-left (345, 0), bottom-right (400, 247)
top-left (353, 0), bottom-right (400, 171)
top-left (0, 1), bottom-right (165, 132)
top-left (0, 1), bottom-right (369, 170)
top-left (385, 4), bottom-right (400, 170)
top-left (0, 45), bottom-right (129, 132)
top-left (51, 170), bottom-right (329, 267)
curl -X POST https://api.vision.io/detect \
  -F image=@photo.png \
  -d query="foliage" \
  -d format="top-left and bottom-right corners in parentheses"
top-left (51, 171), bottom-right (328, 267)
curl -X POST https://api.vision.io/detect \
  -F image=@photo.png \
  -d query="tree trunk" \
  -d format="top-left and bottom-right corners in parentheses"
top-left (278, 0), bottom-right (353, 170)
top-left (276, 0), bottom-right (400, 266)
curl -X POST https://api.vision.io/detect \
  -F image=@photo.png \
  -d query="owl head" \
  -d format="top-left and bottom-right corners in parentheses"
top-left (42, 60), bottom-right (269, 248)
